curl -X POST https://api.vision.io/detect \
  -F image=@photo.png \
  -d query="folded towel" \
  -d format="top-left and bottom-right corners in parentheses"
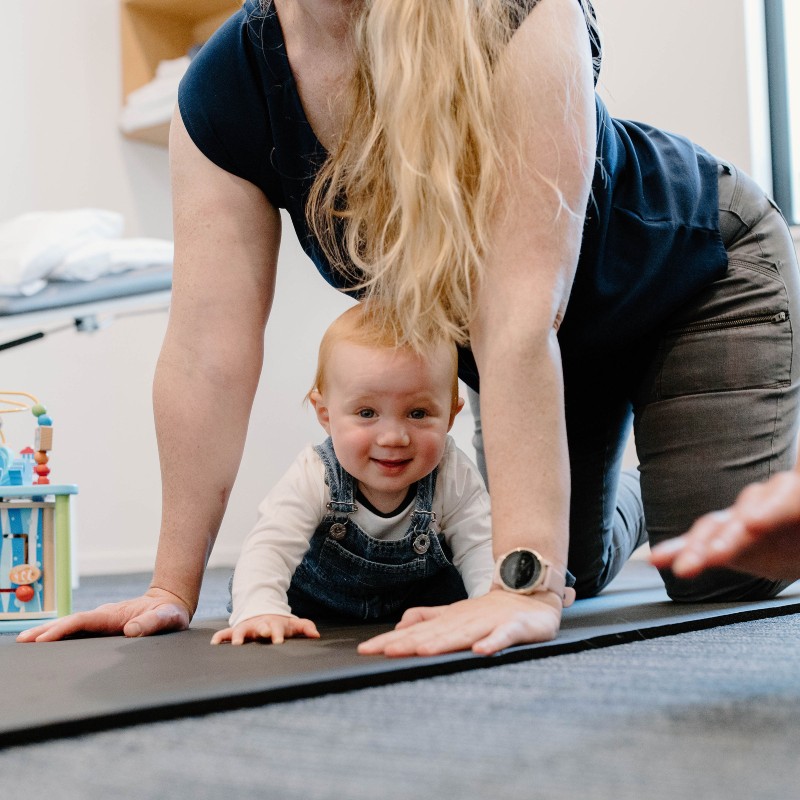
top-left (0, 209), bottom-right (123, 296)
top-left (120, 56), bottom-right (191, 133)
top-left (50, 238), bottom-right (174, 282)
top-left (155, 56), bottom-right (191, 80)
top-left (0, 279), bottom-right (47, 298)
top-left (119, 99), bottom-right (179, 133)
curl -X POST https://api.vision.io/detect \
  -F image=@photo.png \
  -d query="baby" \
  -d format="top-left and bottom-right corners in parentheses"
top-left (212, 302), bottom-right (493, 644)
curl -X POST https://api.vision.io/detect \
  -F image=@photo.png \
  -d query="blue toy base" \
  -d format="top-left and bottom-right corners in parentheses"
top-left (0, 616), bottom-right (56, 634)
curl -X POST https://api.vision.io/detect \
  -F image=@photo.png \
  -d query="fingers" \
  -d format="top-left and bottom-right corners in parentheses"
top-left (210, 621), bottom-right (278, 645)
top-left (16, 620), bottom-right (59, 643)
top-left (16, 609), bottom-right (123, 643)
top-left (657, 511), bottom-right (746, 574)
top-left (358, 594), bottom-right (561, 658)
top-left (394, 605), bottom-right (447, 629)
top-left (210, 616), bottom-right (320, 645)
top-left (293, 618), bottom-right (321, 639)
top-left (359, 618), bottom-right (482, 658)
top-left (16, 593), bottom-right (194, 643)
top-left (650, 511), bottom-right (743, 577)
top-left (210, 627), bottom-right (235, 645)
top-left (16, 616), bottom-right (82, 643)
top-left (472, 611), bottom-right (558, 655)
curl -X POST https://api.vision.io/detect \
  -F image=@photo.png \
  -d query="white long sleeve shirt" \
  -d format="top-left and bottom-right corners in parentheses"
top-left (230, 436), bottom-right (493, 625)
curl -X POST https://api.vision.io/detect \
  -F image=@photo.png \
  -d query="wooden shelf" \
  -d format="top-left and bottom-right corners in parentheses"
top-left (120, 0), bottom-right (241, 146)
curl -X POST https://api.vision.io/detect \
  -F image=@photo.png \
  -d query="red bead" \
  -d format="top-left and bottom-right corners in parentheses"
top-left (34, 464), bottom-right (50, 476)
top-left (15, 585), bottom-right (35, 603)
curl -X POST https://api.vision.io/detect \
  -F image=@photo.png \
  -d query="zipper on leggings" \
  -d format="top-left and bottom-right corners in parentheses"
top-left (670, 310), bottom-right (788, 335)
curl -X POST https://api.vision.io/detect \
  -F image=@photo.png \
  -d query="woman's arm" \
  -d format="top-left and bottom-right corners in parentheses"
top-left (359, 0), bottom-right (595, 656)
top-left (18, 109), bottom-right (281, 641)
top-left (151, 108), bottom-right (281, 615)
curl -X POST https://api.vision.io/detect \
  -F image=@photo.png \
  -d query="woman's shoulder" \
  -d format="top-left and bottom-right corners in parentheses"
top-left (510, 0), bottom-right (601, 85)
top-left (177, 1), bottom-right (290, 205)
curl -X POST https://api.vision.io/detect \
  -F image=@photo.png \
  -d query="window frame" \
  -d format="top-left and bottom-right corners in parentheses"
top-left (765, 0), bottom-right (797, 225)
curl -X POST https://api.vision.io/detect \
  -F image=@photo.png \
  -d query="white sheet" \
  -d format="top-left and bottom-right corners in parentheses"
top-left (0, 209), bottom-right (123, 296)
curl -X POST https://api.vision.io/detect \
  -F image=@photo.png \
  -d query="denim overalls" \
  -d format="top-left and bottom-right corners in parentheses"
top-left (285, 438), bottom-right (468, 622)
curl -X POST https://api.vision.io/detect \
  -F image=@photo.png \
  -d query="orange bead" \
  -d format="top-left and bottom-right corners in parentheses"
top-left (15, 585), bottom-right (35, 603)
top-left (34, 451), bottom-right (48, 464)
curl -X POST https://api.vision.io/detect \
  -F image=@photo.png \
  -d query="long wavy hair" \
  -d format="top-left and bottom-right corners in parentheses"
top-left (297, 0), bottom-right (516, 348)
top-left (257, 1), bottom-right (596, 348)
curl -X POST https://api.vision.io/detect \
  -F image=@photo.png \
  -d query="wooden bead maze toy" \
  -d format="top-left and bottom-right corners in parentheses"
top-left (0, 392), bottom-right (77, 633)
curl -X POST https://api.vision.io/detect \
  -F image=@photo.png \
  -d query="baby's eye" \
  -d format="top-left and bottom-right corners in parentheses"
top-left (358, 409), bottom-right (376, 418)
top-left (409, 409), bottom-right (427, 420)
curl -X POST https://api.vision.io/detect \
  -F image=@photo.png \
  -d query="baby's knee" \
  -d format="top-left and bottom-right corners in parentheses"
top-left (659, 566), bottom-right (791, 603)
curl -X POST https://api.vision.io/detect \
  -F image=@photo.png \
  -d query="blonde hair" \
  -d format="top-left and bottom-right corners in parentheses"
top-left (309, 302), bottom-right (461, 413)
top-left (304, 0), bottom-right (515, 350)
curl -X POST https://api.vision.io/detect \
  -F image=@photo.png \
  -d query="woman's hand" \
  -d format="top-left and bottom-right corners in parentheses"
top-left (651, 470), bottom-right (800, 581)
top-left (210, 614), bottom-right (320, 645)
top-left (357, 590), bottom-right (562, 658)
top-left (15, 588), bottom-right (192, 643)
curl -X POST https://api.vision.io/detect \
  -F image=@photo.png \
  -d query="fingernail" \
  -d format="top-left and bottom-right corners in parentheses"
top-left (673, 551), bottom-right (702, 574)
top-left (653, 538), bottom-right (683, 555)
top-left (127, 623), bottom-right (142, 637)
top-left (709, 535), bottom-right (733, 553)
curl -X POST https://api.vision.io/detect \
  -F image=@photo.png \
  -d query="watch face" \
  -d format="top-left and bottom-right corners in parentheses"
top-left (499, 550), bottom-right (542, 592)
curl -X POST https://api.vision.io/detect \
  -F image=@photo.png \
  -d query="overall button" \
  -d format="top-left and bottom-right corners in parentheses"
top-left (413, 533), bottom-right (430, 554)
top-left (329, 522), bottom-right (347, 540)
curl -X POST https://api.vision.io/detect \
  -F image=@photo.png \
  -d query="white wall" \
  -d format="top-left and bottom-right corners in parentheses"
top-left (0, 0), bottom-right (772, 574)
top-left (593, 0), bottom-right (771, 190)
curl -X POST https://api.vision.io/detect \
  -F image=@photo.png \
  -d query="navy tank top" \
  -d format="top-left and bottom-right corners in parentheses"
top-left (178, 0), bottom-right (728, 388)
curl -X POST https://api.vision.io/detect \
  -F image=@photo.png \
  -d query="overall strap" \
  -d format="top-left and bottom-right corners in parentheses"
top-left (313, 437), bottom-right (358, 515)
top-left (409, 466), bottom-right (438, 536)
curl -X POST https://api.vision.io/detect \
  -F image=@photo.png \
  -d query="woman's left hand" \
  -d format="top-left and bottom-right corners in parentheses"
top-left (357, 590), bottom-right (562, 657)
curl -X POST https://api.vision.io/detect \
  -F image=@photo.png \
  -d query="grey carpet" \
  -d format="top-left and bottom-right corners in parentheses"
top-left (1, 566), bottom-right (799, 799)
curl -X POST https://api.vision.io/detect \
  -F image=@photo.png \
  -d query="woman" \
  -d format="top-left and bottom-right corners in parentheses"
top-left (19, 0), bottom-right (800, 654)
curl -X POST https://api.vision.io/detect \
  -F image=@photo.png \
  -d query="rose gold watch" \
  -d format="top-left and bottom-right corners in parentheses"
top-left (492, 548), bottom-right (576, 608)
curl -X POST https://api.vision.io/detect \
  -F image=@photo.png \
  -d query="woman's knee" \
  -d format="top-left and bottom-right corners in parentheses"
top-left (658, 565), bottom-right (792, 603)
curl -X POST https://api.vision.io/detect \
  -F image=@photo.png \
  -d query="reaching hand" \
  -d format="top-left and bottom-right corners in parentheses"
top-left (16, 587), bottom-right (192, 643)
top-left (210, 613), bottom-right (320, 645)
top-left (650, 470), bottom-right (800, 581)
top-left (357, 589), bottom-right (562, 658)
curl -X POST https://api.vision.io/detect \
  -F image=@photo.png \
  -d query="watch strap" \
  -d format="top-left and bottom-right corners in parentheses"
top-left (539, 560), bottom-right (576, 608)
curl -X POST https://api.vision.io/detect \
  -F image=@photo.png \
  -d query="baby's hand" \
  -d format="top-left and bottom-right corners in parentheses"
top-left (210, 614), bottom-right (320, 645)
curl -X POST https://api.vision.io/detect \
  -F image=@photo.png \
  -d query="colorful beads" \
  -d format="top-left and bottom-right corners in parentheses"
top-left (32, 406), bottom-right (53, 486)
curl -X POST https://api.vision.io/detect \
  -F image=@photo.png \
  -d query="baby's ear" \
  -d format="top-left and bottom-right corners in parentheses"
top-left (309, 390), bottom-right (331, 433)
top-left (448, 396), bottom-right (466, 430)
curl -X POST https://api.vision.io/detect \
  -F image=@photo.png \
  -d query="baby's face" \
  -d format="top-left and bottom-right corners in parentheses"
top-left (312, 341), bottom-right (461, 514)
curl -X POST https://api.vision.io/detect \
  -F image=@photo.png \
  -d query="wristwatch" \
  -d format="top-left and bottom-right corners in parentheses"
top-left (492, 548), bottom-right (576, 608)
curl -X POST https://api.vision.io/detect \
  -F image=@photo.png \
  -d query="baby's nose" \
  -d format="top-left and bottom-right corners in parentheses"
top-left (376, 425), bottom-right (410, 447)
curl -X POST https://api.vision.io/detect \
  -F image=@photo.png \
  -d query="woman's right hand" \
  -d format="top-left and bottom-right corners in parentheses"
top-left (650, 470), bottom-right (800, 580)
top-left (358, 590), bottom-right (563, 657)
top-left (15, 587), bottom-right (192, 643)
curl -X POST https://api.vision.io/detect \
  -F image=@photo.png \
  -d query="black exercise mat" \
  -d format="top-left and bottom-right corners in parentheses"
top-left (2, 561), bottom-right (799, 748)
